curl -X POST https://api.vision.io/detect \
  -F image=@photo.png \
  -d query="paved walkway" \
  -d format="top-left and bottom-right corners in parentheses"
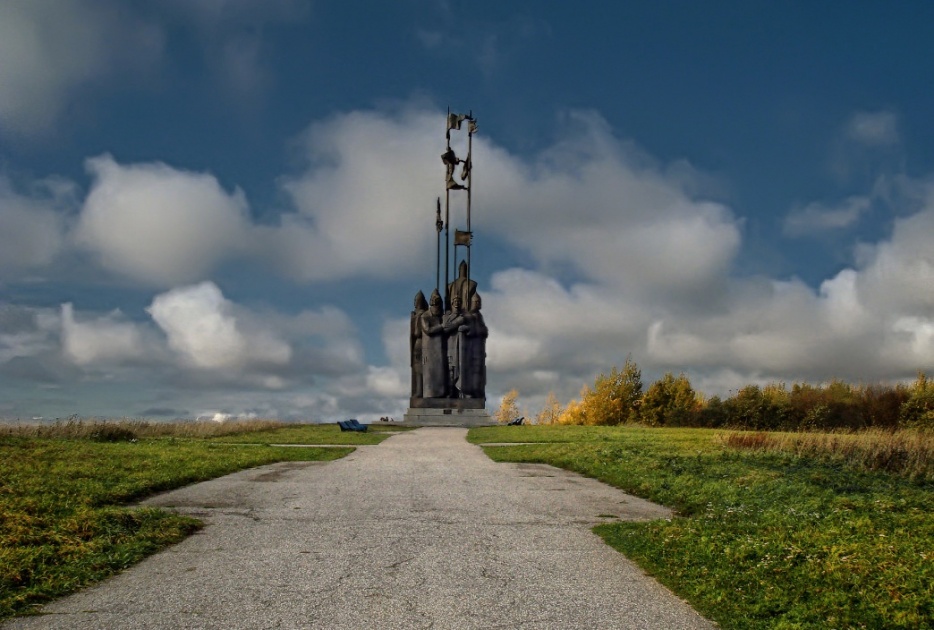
top-left (6, 428), bottom-right (714, 629)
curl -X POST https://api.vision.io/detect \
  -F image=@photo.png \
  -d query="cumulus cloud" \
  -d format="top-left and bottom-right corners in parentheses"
top-left (270, 107), bottom-right (740, 306)
top-left (12, 103), bottom-right (934, 419)
top-left (147, 282), bottom-right (291, 370)
top-left (271, 107), bottom-right (442, 281)
top-left (75, 155), bottom-right (252, 286)
top-left (60, 303), bottom-right (148, 366)
top-left (480, 111), bottom-right (739, 299)
top-left (0, 0), bottom-right (162, 134)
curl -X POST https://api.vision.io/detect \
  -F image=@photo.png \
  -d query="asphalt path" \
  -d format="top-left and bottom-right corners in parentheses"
top-left (6, 427), bottom-right (715, 629)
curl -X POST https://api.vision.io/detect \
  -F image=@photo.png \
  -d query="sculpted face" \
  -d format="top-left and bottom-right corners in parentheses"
top-left (451, 296), bottom-right (462, 313)
top-left (430, 296), bottom-right (442, 315)
top-left (470, 295), bottom-right (481, 312)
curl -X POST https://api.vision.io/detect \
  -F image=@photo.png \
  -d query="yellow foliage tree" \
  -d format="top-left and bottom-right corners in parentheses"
top-left (557, 395), bottom-right (587, 425)
top-left (579, 358), bottom-right (643, 425)
top-left (535, 391), bottom-right (564, 425)
top-left (494, 389), bottom-right (523, 424)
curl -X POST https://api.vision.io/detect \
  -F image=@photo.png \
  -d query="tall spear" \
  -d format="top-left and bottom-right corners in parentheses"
top-left (435, 197), bottom-right (443, 294)
top-left (466, 113), bottom-right (475, 287)
top-left (444, 107), bottom-right (451, 310)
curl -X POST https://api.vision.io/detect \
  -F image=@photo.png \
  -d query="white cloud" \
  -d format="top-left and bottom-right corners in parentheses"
top-left (75, 155), bottom-right (252, 286)
top-left (60, 303), bottom-right (147, 366)
top-left (477, 111), bottom-right (741, 299)
top-left (11, 104), bottom-right (934, 418)
top-left (783, 195), bottom-right (870, 236)
top-left (271, 107), bottom-right (741, 306)
top-left (147, 282), bottom-right (291, 370)
top-left (366, 366), bottom-right (408, 397)
top-left (854, 183), bottom-right (934, 313)
top-left (0, 0), bottom-right (162, 134)
top-left (272, 106), bottom-right (442, 281)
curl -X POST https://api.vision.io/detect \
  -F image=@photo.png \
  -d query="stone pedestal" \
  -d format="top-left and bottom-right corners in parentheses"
top-left (402, 407), bottom-right (494, 427)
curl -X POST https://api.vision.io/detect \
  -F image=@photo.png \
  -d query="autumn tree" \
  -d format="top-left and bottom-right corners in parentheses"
top-left (579, 358), bottom-right (643, 425)
top-left (900, 372), bottom-right (934, 429)
top-left (494, 389), bottom-right (523, 424)
top-left (557, 386), bottom-right (589, 425)
top-left (640, 372), bottom-right (699, 426)
top-left (535, 391), bottom-right (564, 425)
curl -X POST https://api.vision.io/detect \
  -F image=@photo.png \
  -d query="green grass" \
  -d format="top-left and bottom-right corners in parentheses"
top-left (470, 425), bottom-right (934, 629)
top-left (212, 422), bottom-right (409, 445)
top-left (0, 424), bottom-right (375, 620)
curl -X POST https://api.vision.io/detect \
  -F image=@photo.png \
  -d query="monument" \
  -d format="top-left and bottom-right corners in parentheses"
top-left (403, 111), bottom-right (493, 427)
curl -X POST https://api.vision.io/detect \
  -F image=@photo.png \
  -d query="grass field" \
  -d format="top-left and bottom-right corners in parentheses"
top-left (469, 425), bottom-right (933, 629)
top-left (0, 421), bottom-right (396, 620)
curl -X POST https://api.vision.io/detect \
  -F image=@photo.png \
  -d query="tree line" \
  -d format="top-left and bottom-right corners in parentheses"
top-left (497, 359), bottom-right (934, 431)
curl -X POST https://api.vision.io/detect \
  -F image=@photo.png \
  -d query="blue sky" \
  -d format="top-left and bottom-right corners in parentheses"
top-left (3, 0), bottom-right (934, 422)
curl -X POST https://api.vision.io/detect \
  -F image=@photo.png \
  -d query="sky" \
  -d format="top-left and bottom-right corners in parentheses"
top-left (3, 1), bottom-right (934, 422)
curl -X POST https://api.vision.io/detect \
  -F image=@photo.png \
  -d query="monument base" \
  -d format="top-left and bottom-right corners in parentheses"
top-left (402, 407), bottom-right (495, 427)
top-left (409, 396), bottom-right (485, 409)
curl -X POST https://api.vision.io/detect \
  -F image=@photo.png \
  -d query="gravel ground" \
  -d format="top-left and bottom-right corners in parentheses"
top-left (5, 427), bottom-right (715, 629)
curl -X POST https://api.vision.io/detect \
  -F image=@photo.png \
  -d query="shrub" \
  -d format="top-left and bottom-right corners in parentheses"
top-left (697, 395), bottom-right (729, 428)
top-left (640, 372), bottom-right (699, 426)
top-left (900, 372), bottom-right (934, 429)
top-left (723, 383), bottom-right (792, 430)
top-left (859, 384), bottom-right (908, 429)
top-left (88, 425), bottom-right (138, 442)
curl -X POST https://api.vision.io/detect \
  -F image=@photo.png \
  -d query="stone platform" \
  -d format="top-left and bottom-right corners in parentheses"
top-left (402, 407), bottom-right (495, 427)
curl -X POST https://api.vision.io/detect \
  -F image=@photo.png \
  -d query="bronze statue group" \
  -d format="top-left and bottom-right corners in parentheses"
top-left (410, 261), bottom-right (488, 401)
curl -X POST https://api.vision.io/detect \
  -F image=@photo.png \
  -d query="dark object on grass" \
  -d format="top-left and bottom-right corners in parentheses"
top-left (338, 419), bottom-right (368, 432)
top-left (506, 417), bottom-right (524, 426)
top-left (89, 425), bottom-right (138, 442)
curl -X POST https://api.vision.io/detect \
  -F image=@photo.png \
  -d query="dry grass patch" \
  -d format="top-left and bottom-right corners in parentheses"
top-left (723, 428), bottom-right (934, 482)
top-left (0, 418), bottom-right (287, 441)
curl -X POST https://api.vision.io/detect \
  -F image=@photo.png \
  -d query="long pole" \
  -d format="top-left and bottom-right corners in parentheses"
top-left (466, 115), bottom-right (473, 287)
top-left (444, 109), bottom-right (452, 310)
top-left (435, 197), bottom-right (442, 294)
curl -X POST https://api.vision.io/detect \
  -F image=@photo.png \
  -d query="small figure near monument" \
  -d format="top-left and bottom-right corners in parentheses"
top-left (419, 290), bottom-right (448, 398)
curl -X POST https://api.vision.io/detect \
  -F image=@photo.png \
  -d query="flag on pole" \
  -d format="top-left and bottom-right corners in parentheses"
top-left (447, 113), bottom-right (466, 131)
top-left (454, 229), bottom-right (472, 246)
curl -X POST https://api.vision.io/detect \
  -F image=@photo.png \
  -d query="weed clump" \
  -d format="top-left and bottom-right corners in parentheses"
top-left (88, 425), bottom-right (138, 443)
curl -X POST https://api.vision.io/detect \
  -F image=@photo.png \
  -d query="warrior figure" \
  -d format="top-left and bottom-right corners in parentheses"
top-left (443, 295), bottom-right (468, 397)
top-left (461, 293), bottom-right (488, 399)
top-left (446, 260), bottom-right (477, 312)
top-left (419, 290), bottom-right (448, 398)
top-left (410, 291), bottom-right (428, 398)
